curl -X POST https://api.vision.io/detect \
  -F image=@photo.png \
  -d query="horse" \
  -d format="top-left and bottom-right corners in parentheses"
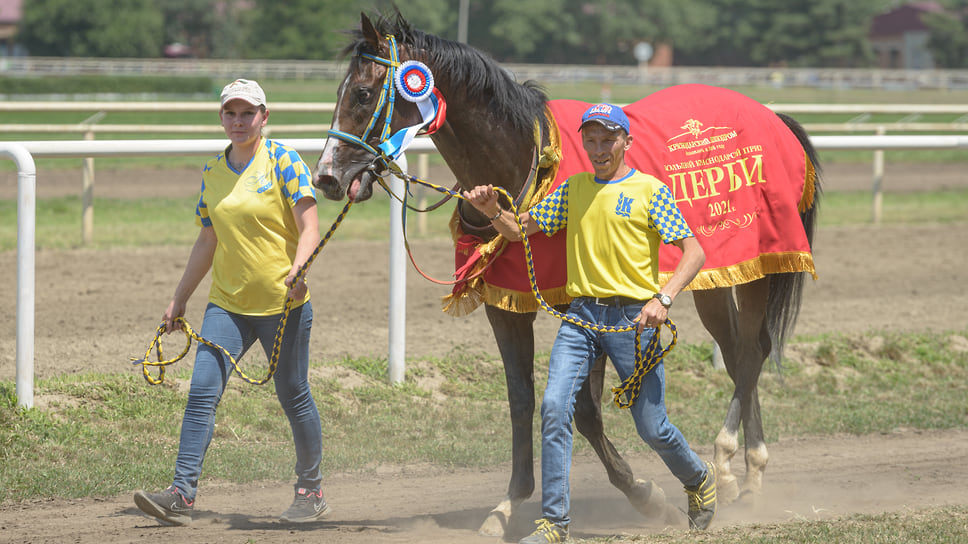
top-left (313, 10), bottom-right (821, 538)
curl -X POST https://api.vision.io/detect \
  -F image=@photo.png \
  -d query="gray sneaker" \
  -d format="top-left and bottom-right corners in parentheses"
top-left (280, 487), bottom-right (332, 523)
top-left (134, 486), bottom-right (194, 526)
top-left (685, 461), bottom-right (717, 530)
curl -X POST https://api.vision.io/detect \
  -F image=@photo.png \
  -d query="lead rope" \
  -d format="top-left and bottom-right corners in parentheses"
top-left (132, 199), bottom-right (355, 385)
top-left (377, 163), bottom-right (676, 409)
top-left (327, 30), bottom-right (674, 407)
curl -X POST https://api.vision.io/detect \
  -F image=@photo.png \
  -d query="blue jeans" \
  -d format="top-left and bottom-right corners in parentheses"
top-left (172, 302), bottom-right (322, 500)
top-left (540, 297), bottom-right (706, 526)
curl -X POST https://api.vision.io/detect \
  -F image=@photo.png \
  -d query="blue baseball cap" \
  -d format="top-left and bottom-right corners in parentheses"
top-left (580, 103), bottom-right (630, 134)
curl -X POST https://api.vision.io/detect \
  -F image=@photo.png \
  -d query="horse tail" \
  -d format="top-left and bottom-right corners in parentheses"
top-left (766, 113), bottom-right (823, 368)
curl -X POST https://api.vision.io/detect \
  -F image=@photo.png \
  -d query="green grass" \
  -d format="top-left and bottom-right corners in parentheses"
top-left (572, 506), bottom-right (968, 543)
top-left (1, 328), bottom-right (966, 544)
top-left (3, 78), bottom-right (968, 172)
top-left (0, 188), bottom-right (458, 250)
top-left (817, 188), bottom-right (968, 226)
top-left (2, 187), bottom-right (965, 251)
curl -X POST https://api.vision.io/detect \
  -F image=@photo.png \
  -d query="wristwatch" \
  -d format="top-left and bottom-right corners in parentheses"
top-left (652, 292), bottom-right (672, 309)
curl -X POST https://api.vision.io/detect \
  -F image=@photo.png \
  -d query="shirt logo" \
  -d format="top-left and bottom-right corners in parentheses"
top-left (242, 172), bottom-right (273, 194)
top-left (615, 192), bottom-right (633, 218)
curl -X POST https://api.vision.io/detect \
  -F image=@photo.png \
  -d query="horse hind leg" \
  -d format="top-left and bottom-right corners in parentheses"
top-left (733, 280), bottom-right (772, 503)
top-left (478, 305), bottom-right (538, 537)
top-left (573, 354), bottom-right (686, 526)
top-left (695, 281), bottom-right (772, 506)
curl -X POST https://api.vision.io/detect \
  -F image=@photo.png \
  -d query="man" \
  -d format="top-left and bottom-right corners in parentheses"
top-left (463, 103), bottom-right (715, 543)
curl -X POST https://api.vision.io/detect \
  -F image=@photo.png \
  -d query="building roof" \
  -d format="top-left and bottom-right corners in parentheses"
top-left (0, 0), bottom-right (22, 24)
top-left (870, 1), bottom-right (945, 36)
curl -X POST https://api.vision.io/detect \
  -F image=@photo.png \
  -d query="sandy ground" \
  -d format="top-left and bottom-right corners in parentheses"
top-left (0, 162), bottom-right (966, 542)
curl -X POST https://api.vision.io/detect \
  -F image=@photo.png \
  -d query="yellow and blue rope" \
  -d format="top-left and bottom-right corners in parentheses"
top-left (133, 199), bottom-right (354, 385)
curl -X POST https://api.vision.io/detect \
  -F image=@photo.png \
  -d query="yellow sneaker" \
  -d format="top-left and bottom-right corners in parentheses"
top-left (519, 518), bottom-right (569, 543)
top-left (685, 461), bottom-right (717, 530)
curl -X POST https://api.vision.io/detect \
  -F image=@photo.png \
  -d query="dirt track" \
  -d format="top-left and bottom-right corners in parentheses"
top-left (1, 162), bottom-right (967, 542)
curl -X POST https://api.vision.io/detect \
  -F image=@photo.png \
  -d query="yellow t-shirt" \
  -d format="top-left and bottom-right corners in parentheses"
top-left (530, 169), bottom-right (693, 300)
top-left (195, 138), bottom-right (316, 315)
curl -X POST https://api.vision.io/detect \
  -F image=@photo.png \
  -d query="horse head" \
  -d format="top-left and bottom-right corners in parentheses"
top-left (314, 11), bottom-right (430, 202)
top-left (316, 9), bottom-right (549, 216)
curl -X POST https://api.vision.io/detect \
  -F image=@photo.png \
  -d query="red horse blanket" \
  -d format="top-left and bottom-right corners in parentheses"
top-left (445, 84), bottom-right (817, 315)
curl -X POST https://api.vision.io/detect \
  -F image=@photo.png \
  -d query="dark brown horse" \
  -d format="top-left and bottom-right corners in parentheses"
top-left (313, 10), bottom-right (821, 537)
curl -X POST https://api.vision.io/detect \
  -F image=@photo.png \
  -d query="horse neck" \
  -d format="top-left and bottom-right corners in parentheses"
top-left (429, 103), bottom-right (536, 198)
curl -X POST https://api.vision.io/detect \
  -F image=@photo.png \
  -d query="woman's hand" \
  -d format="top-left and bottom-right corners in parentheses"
top-left (163, 299), bottom-right (187, 334)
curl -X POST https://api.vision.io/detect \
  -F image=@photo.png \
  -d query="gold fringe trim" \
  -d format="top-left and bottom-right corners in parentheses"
top-left (481, 284), bottom-right (573, 313)
top-left (443, 106), bottom-right (565, 316)
top-left (799, 153), bottom-right (816, 213)
top-left (440, 276), bottom-right (485, 316)
top-left (660, 251), bottom-right (817, 290)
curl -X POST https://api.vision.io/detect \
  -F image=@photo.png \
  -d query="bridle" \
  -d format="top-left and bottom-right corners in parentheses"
top-left (324, 33), bottom-right (540, 225)
top-left (325, 34), bottom-right (443, 180)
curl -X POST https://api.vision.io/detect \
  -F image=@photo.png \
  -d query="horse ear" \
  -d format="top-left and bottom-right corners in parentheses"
top-left (360, 12), bottom-right (380, 46)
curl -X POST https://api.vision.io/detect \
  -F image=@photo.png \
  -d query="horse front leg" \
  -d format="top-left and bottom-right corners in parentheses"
top-left (478, 305), bottom-right (538, 537)
top-left (573, 354), bottom-right (686, 526)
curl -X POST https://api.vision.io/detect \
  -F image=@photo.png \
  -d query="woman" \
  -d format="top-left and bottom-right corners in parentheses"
top-left (134, 79), bottom-right (329, 525)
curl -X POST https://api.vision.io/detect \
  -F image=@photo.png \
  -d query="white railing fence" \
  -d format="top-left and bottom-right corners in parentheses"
top-left (4, 134), bottom-right (968, 408)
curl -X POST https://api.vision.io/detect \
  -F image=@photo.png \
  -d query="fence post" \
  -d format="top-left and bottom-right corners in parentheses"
top-left (82, 130), bottom-right (95, 244)
top-left (871, 125), bottom-right (885, 224)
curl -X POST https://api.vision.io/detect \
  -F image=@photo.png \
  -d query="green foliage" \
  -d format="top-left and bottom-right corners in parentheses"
top-left (674, 0), bottom-right (881, 67)
top-left (19, 0), bottom-right (165, 57)
top-left (924, 3), bottom-right (968, 69)
top-left (9, 0), bottom-right (917, 67)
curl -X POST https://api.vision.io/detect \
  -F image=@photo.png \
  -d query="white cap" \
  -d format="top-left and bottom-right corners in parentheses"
top-left (220, 78), bottom-right (267, 108)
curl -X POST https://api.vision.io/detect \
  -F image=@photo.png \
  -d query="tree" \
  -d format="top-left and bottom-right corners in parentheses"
top-left (674, 0), bottom-right (882, 67)
top-left (19, 0), bottom-right (164, 57)
top-left (924, 1), bottom-right (968, 68)
top-left (241, 0), bottom-right (454, 60)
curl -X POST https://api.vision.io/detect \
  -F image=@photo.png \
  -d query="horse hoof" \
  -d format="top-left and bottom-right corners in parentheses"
top-left (628, 479), bottom-right (669, 520)
top-left (478, 510), bottom-right (508, 538)
top-left (717, 475), bottom-right (740, 506)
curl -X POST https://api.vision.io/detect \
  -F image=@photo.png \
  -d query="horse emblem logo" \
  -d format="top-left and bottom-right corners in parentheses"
top-left (668, 118), bottom-right (734, 143)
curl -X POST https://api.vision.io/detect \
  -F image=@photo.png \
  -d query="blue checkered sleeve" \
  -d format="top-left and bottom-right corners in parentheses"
top-left (529, 180), bottom-right (569, 236)
top-left (649, 184), bottom-right (693, 243)
top-left (270, 141), bottom-right (316, 205)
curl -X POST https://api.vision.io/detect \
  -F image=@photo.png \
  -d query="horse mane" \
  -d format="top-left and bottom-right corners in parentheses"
top-left (343, 9), bottom-right (548, 135)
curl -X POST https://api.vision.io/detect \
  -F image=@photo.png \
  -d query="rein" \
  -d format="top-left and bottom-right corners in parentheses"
top-left (132, 200), bottom-right (355, 385)
top-left (324, 32), bottom-right (676, 408)
top-left (382, 169), bottom-right (678, 409)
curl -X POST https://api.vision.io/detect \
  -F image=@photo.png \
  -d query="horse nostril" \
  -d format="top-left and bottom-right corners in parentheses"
top-left (313, 174), bottom-right (337, 189)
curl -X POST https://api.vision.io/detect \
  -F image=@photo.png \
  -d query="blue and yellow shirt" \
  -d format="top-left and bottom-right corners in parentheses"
top-left (530, 169), bottom-right (692, 300)
top-left (195, 138), bottom-right (316, 315)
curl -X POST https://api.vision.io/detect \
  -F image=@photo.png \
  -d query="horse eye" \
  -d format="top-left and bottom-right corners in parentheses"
top-left (355, 88), bottom-right (374, 105)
